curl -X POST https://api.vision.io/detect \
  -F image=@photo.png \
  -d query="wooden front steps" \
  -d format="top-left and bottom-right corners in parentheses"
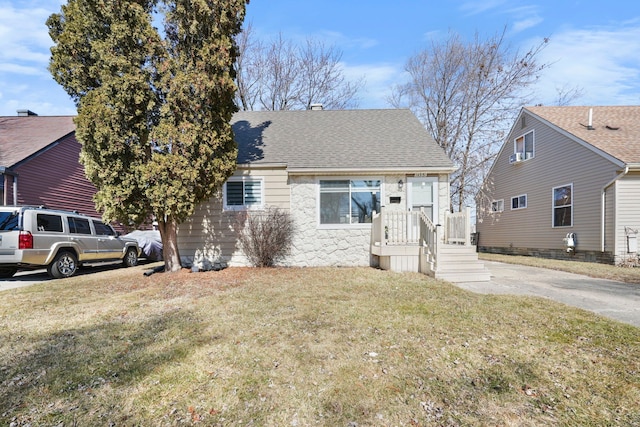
top-left (432, 244), bottom-right (491, 283)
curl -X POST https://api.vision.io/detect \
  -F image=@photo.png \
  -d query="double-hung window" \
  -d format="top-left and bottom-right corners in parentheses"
top-left (553, 184), bottom-right (573, 227)
top-left (511, 194), bottom-right (527, 210)
top-left (223, 177), bottom-right (264, 210)
top-left (319, 179), bottom-right (381, 226)
top-left (514, 130), bottom-right (534, 160)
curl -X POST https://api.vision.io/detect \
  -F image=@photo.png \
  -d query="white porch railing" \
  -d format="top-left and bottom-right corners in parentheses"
top-left (371, 209), bottom-right (439, 272)
top-left (371, 207), bottom-right (473, 274)
top-left (444, 206), bottom-right (472, 245)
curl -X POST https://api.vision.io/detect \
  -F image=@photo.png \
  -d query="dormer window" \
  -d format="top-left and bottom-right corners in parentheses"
top-left (514, 130), bottom-right (534, 160)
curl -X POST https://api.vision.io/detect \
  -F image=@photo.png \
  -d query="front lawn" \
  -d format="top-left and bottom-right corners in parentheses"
top-left (1, 266), bottom-right (638, 426)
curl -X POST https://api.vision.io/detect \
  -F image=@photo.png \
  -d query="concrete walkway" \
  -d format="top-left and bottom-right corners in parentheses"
top-left (456, 261), bottom-right (640, 328)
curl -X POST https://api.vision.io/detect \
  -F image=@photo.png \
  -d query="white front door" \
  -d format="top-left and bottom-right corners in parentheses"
top-left (407, 177), bottom-right (438, 222)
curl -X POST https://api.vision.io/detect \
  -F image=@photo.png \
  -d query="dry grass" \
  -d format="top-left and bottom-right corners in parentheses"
top-left (479, 252), bottom-right (640, 284)
top-left (1, 264), bottom-right (639, 426)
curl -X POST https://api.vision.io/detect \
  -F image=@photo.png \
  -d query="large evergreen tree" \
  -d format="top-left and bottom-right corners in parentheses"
top-left (47, 0), bottom-right (247, 271)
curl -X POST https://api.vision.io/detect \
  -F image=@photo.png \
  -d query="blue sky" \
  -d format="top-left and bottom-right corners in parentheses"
top-left (1, 0), bottom-right (639, 116)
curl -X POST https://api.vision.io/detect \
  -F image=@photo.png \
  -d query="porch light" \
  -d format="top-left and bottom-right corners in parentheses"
top-left (398, 179), bottom-right (404, 190)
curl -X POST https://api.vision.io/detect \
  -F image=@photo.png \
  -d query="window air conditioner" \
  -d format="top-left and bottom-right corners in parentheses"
top-left (509, 152), bottom-right (523, 164)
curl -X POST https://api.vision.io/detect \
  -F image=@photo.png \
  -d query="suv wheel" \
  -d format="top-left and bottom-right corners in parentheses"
top-left (123, 247), bottom-right (138, 267)
top-left (48, 251), bottom-right (78, 279)
top-left (0, 267), bottom-right (17, 278)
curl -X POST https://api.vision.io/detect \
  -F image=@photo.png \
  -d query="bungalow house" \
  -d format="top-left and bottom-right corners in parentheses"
top-left (178, 108), bottom-right (490, 281)
top-left (476, 105), bottom-right (640, 265)
top-left (0, 109), bottom-right (100, 217)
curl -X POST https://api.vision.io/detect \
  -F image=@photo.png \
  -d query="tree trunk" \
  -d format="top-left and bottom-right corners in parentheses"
top-left (158, 217), bottom-right (182, 272)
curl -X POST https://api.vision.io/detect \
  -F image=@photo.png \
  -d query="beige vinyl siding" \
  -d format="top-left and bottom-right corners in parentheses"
top-left (614, 173), bottom-right (640, 258)
top-left (177, 166), bottom-right (289, 266)
top-left (477, 112), bottom-right (619, 253)
top-left (604, 184), bottom-right (616, 254)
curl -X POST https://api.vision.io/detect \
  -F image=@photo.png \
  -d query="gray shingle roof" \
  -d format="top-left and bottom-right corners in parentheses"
top-left (232, 109), bottom-right (455, 172)
top-left (0, 116), bottom-right (76, 167)
top-left (0, 110), bottom-right (455, 173)
top-left (525, 106), bottom-right (640, 165)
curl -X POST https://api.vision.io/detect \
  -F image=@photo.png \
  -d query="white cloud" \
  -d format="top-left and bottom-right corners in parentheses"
top-left (533, 23), bottom-right (640, 105)
top-left (0, 4), bottom-right (58, 64)
top-left (0, 62), bottom-right (47, 76)
top-left (315, 30), bottom-right (379, 50)
top-left (512, 16), bottom-right (544, 33)
top-left (342, 63), bottom-right (403, 109)
top-left (459, 0), bottom-right (509, 16)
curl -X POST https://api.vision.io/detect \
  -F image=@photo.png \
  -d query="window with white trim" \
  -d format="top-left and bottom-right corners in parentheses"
top-left (319, 179), bottom-right (381, 225)
top-left (553, 184), bottom-right (573, 227)
top-left (223, 177), bottom-right (264, 210)
top-left (511, 194), bottom-right (527, 210)
top-left (514, 130), bottom-right (534, 160)
top-left (491, 199), bottom-right (504, 212)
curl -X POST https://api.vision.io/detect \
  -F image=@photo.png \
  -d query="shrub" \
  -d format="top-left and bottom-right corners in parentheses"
top-left (237, 207), bottom-right (295, 267)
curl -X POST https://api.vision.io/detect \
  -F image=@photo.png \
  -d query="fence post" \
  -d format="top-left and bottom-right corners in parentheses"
top-left (464, 206), bottom-right (471, 246)
top-left (444, 210), bottom-right (450, 244)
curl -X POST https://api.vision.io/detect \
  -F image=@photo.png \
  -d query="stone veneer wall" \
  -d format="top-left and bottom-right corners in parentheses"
top-left (285, 174), bottom-right (448, 267)
top-left (287, 176), bottom-right (373, 267)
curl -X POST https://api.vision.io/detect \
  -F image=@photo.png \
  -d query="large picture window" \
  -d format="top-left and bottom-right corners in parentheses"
top-left (553, 184), bottom-right (573, 227)
top-left (223, 177), bottom-right (263, 210)
top-left (319, 179), bottom-right (381, 225)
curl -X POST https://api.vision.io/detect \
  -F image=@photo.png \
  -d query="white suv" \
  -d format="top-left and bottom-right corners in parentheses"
top-left (0, 206), bottom-right (140, 279)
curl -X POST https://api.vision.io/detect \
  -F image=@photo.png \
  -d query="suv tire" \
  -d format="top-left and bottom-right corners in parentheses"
top-left (48, 251), bottom-right (78, 279)
top-left (123, 247), bottom-right (138, 267)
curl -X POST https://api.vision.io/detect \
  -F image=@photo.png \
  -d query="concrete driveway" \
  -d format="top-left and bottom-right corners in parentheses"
top-left (0, 269), bottom-right (52, 291)
top-left (456, 261), bottom-right (640, 328)
top-left (0, 262), bottom-right (129, 292)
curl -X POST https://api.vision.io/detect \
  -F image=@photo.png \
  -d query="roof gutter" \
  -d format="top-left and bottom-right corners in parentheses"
top-left (601, 166), bottom-right (629, 252)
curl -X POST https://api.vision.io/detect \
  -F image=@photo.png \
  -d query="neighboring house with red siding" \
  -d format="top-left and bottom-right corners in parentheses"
top-left (0, 110), bottom-right (99, 217)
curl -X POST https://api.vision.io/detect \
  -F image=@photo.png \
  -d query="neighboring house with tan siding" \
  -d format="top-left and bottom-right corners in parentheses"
top-left (0, 110), bottom-right (100, 217)
top-left (477, 106), bottom-right (640, 265)
top-left (178, 108), bottom-right (458, 269)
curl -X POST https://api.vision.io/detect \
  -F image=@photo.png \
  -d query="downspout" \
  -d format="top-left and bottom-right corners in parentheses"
top-left (13, 175), bottom-right (18, 206)
top-left (0, 167), bottom-right (18, 206)
top-left (601, 166), bottom-right (628, 252)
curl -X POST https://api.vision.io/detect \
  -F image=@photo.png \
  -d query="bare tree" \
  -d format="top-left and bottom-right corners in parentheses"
top-left (554, 83), bottom-right (584, 106)
top-left (259, 34), bottom-right (301, 110)
top-left (297, 38), bottom-right (362, 110)
top-left (235, 27), bottom-right (363, 110)
top-left (235, 22), bottom-right (263, 111)
top-left (390, 29), bottom-right (550, 211)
